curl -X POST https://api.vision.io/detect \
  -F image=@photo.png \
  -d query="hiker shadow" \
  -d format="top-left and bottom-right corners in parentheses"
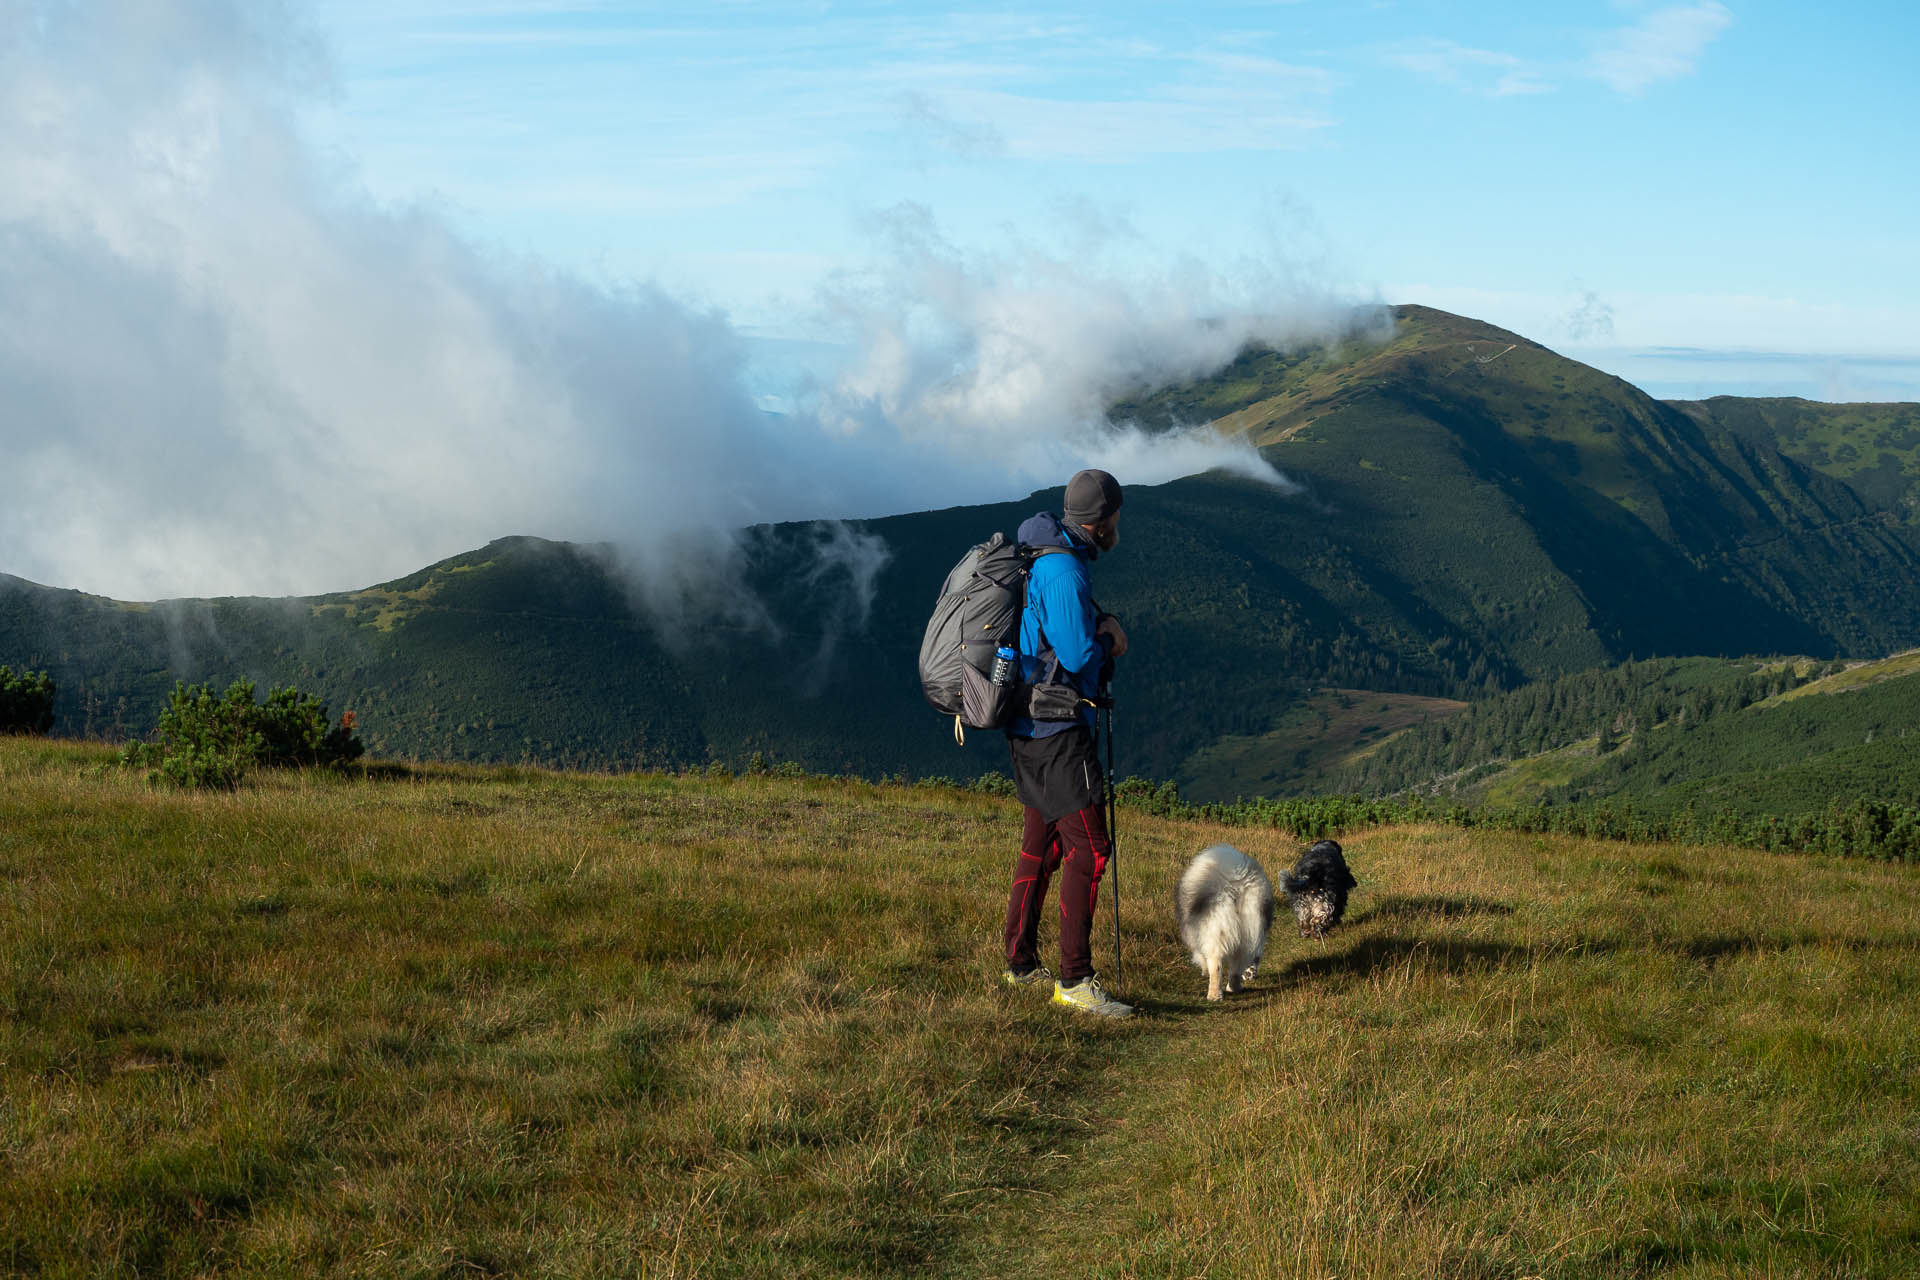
top-left (1129, 988), bottom-right (1284, 1018)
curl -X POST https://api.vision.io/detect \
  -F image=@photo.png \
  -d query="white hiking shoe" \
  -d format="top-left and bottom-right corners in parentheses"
top-left (1051, 975), bottom-right (1134, 1018)
top-left (1003, 964), bottom-right (1054, 988)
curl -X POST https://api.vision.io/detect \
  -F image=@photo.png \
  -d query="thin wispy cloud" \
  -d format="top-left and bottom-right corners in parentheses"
top-left (1388, 4), bottom-right (1731, 99)
top-left (1563, 290), bottom-right (1617, 342)
top-left (1587, 2), bottom-right (1733, 95)
top-left (875, 36), bottom-right (1336, 162)
top-left (895, 90), bottom-right (1007, 162)
top-left (1386, 39), bottom-right (1548, 97)
top-left (846, 37), bottom-right (1338, 162)
top-left (943, 87), bottom-right (1334, 160)
top-left (322, 4), bottom-right (1336, 195)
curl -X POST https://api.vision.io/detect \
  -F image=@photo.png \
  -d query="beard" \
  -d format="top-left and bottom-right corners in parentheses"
top-left (1092, 523), bottom-right (1120, 552)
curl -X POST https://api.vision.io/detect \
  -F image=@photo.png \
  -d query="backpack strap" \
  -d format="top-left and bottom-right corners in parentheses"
top-left (1018, 544), bottom-right (1081, 692)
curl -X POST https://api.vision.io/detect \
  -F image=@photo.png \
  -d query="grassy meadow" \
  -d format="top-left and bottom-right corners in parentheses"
top-left (2, 736), bottom-right (1917, 1277)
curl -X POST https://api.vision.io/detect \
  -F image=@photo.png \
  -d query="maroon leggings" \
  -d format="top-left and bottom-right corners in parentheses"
top-left (1002, 803), bottom-right (1111, 984)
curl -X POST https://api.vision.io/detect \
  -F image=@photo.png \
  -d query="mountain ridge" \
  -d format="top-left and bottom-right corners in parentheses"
top-left (8, 304), bottom-right (1920, 801)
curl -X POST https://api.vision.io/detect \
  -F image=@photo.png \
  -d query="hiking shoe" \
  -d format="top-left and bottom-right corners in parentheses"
top-left (1051, 975), bottom-right (1134, 1018)
top-left (1003, 964), bottom-right (1054, 988)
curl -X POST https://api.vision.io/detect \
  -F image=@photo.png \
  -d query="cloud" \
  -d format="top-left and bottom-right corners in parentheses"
top-left (1390, 5), bottom-right (1730, 100)
top-left (1563, 290), bottom-right (1616, 342)
top-left (1492, 70), bottom-right (1555, 97)
top-left (1587, 2), bottom-right (1733, 95)
top-left (894, 90), bottom-right (1006, 161)
top-left (1387, 40), bottom-right (1524, 88)
top-left (795, 521), bottom-right (893, 695)
top-left (0, 0), bottom-right (1372, 609)
top-left (1385, 38), bottom-right (1555, 98)
top-left (940, 58), bottom-right (1336, 160)
top-left (810, 202), bottom-right (1371, 493)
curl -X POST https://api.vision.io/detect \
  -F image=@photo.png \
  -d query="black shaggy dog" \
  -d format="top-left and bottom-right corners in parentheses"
top-left (1281, 839), bottom-right (1357, 939)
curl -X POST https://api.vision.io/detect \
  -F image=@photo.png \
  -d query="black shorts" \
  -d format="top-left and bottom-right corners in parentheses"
top-left (1007, 726), bottom-right (1105, 822)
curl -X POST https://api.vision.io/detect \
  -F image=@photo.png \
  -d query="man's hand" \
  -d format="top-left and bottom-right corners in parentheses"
top-left (1096, 615), bottom-right (1129, 659)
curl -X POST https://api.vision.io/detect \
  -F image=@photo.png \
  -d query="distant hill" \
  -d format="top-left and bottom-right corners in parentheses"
top-left (1326, 649), bottom-right (1920, 821)
top-left (7, 305), bottom-right (1920, 800)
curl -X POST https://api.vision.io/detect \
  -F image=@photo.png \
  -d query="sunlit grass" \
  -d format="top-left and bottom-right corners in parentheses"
top-left (1033, 826), bottom-right (1920, 1278)
top-left (3, 739), bottom-right (1916, 1276)
top-left (1766, 647), bottom-right (1920, 704)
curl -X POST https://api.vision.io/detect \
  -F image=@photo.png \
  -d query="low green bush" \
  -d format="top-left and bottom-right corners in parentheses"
top-left (121, 680), bottom-right (362, 789)
top-left (0, 665), bottom-right (54, 735)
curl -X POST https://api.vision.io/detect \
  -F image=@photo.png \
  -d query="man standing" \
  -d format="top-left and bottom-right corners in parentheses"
top-left (1001, 468), bottom-right (1133, 1018)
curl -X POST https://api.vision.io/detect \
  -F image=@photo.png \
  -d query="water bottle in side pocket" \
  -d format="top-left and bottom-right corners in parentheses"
top-left (990, 645), bottom-right (1018, 687)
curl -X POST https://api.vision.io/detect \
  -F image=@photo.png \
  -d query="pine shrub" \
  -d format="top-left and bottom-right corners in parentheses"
top-left (0, 666), bottom-right (54, 735)
top-left (121, 679), bottom-right (362, 789)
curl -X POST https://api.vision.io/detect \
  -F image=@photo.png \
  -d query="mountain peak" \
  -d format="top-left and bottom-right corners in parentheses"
top-left (1388, 303), bottom-right (1539, 351)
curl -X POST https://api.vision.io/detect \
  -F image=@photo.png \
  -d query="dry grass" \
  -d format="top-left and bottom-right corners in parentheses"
top-left (2, 738), bottom-right (1916, 1277)
top-left (1036, 825), bottom-right (1920, 1278)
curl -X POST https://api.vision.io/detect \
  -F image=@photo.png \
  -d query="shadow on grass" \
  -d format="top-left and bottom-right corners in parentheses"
top-left (349, 762), bottom-right (419, 783)
top-left (1278, 935), bottom-right (1535, 982)
top-left (1348, 894), bottom-right (1515, 926)
top-left (1127, 988), bottom-right (1287, 1019)
top-left (1677, 930), bottom-right (1920, 966)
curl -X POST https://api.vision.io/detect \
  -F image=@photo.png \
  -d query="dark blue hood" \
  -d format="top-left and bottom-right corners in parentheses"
top-left (1017, 511), bottom-right (1093, 559)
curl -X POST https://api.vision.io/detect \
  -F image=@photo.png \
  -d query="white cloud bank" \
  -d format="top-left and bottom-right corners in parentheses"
top-left (0, 0), bottom-right (1371, 602)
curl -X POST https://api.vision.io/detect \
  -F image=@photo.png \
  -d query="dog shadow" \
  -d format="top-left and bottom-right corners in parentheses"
top-left (1278, 934), bottom-right (1530, 983)
top-left (1346, 894), bottom-right (1514, 927)
top-left (1134, 897), bottom-right (1526, 1015)
top-left (1134, 934), bottom-right (1528, 1014)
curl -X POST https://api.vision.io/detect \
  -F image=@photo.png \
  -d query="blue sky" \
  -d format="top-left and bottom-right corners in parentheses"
top-left (306, 1), bottom-right (1920, 398)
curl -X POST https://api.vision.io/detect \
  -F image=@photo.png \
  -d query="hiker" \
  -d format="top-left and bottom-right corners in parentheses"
top-left (1000, 468), bottom-right (1133, 1018)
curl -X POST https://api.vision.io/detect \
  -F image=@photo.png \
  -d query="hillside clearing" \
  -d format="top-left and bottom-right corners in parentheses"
top-left (1766, 648), bottom-right (1920, 704)
top-left (2, 739), bottom-right (1916, 1277)
top-left (1180, 689), bottom-right (1469, 802)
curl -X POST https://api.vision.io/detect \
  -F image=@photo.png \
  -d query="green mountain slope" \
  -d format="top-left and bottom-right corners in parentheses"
top-left (1681, 396), bottom-right (1920, 511)
top-left (1346, 650), bottom-right (1920, 820)
top-left (6, 305), bottom-right (1920, 802)
top-left (1568, 653), bottom-right (1920, 817)
top-left (1132, 306), bottom-right (1920, 658)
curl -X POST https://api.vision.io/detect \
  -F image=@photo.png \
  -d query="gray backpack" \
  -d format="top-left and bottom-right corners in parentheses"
top-left (918, 534), bottom-right (1063, 742)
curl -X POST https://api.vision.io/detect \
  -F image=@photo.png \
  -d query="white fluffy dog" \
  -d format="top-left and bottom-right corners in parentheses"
top-left (1174, 843), bottom-right (1275, 1001)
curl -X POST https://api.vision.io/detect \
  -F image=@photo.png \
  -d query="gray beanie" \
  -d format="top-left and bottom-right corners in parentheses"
top-left (1063, 469), bottom-right (1123, 528)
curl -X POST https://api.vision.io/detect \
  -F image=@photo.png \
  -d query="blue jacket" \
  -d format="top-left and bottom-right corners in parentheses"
top-left (1010, 512), bottom-right (1112, 738)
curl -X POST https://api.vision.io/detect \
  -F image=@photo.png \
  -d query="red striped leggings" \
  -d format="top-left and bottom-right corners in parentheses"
top-left (1002, 803), bottom-right (1111, 985)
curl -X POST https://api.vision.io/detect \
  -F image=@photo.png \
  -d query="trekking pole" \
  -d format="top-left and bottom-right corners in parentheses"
top-left (1104, 691), bottom-right (1122, 990)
